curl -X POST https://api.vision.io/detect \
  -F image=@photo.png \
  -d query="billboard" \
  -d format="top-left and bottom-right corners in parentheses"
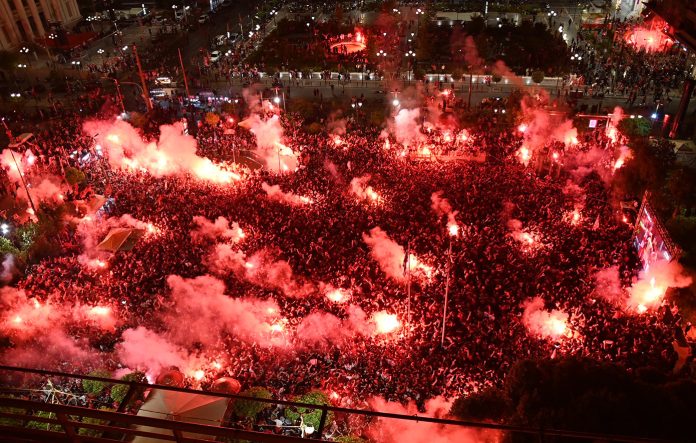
top-left (634, 195), bottom-right (679, 268)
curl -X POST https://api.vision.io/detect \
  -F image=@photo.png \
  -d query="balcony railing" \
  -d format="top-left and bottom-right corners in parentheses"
top-left (0, 365), bottom-right (675, 443)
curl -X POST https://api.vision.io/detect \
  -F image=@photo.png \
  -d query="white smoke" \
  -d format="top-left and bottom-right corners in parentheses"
top-left (261, 182), bottom-right (313, 206)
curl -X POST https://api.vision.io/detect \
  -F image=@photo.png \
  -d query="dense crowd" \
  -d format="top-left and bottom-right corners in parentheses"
top-left (570, 20), bottom-right (693, 105)
top-left (0, 101), bottom-right (684, 422)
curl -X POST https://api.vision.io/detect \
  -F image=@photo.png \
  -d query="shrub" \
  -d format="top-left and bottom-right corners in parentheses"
top-left (77, 407), bottom-right (114, 437)
top-left (284, 390), bottom-right (333, 430)
top-left (82, 370), bottom-right (112, 396)
top-left (233, 386), bottom-right (272, 419)
top-left (492, 73), bottom-right (502, 83)
top-left (26, 410), bottom-right (63, 431)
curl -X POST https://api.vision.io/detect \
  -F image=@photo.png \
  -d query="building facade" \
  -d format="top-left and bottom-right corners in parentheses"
top-left (0, 0), bottom-right (81, 50)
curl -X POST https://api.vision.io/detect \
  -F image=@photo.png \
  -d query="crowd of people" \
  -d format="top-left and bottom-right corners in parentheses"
top-left (0, 93), bottom-right (685, 421)
top-left (570, 19), bottom-right (693, 105)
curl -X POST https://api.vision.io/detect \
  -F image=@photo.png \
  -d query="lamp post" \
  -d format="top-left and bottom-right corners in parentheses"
top-left (1, 123), bottom-right (37, 215)
top-left (441, 224), bottom-right (458, 347)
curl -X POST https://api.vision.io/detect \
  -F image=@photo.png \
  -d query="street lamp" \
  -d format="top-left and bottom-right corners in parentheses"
top-left (2, 127), bottom-right (38, 215)
top-left (0, 223), bottom-right (9, 235)
top-left (392, 98), bottom-right (400, 107)
top-left (441, 223), bottom-right (458, 347)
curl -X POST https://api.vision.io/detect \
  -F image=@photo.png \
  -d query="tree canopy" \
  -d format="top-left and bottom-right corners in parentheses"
top-left (451, 358), bottom-right (696, 441)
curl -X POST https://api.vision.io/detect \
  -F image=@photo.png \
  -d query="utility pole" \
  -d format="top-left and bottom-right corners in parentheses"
top-left (132, 45), bottom-right (152, 111)
top-left (178, 48), bottom-right (191, 98)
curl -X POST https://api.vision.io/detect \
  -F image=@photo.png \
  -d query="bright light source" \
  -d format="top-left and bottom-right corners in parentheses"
top-left (0, 223), bottom-right (9, 235)
top-left (273, 96), bottom-right (281, 104)
top-left (392, 99), bottom-right (400, 107)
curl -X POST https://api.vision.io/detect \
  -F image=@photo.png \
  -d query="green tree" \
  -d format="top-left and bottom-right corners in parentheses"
top-left (667, 165), bottom-right (696, 216)
top-left (531, 70), bottom-right (544, 84)
top-left (65, 167), bottom-right (86, 186)
top-left (618, 117), bottom-right (651, 138)
top-left (82, 370), bottom-right (112, 396)
top-left (450, 358), bottom-right (696, 441)
top-left (450, 388), bottom-right (510, 421)
top-left (16, 223), bottom-right (39, 251)
top-left (232, 386), bottom-right (272, 419)
top-left (284, 390), bottom-right (333, 430)
top-left (110, 371), bottom-right (147, 404)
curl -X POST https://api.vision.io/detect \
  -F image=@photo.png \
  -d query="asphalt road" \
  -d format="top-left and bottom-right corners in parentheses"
top-left (179, 1), bottom-right (263, 62)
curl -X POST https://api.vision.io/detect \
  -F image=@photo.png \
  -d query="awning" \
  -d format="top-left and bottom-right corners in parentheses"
top-left (133, 389), bottom-right (230, 443)
top-left (97, 228), bottom-right (145, 252)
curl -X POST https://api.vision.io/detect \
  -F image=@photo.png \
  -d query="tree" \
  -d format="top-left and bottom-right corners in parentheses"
top-left (232, 386), bottom-right (272, 419)
top-left (618, 117), bottom-right (651, 138)
top-left (82, 370), bottom-right (112, 396)
top-left (667, 165), bottom-right (696, 216)
top-left (450, 358), bottom-right (696, 441)
top-left (492, 73), bottom-right (502, 83)
top-left (110, 371), bottom-right (147, 404)
top-left (531, 70), bottom-right (544, 84)
top-left (285, 390), bottom-right (333, 430)
top-left (450, 388), bottom-right (510, 421)
top-left (65, 167), bottom-right (86, 186)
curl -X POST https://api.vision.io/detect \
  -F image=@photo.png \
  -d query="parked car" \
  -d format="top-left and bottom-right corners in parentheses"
top-left (227, 32), bottom-right (241, 44)
top-left (198, 14), bottom-right (209, 24)
top-left (151, 15), bottom-right (167, 25)
top-left (209, 50), bottom-right (221, 63)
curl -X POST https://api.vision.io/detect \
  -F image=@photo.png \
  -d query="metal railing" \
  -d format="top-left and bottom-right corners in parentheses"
top-left (0, 365), bottom-right (678, 443)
